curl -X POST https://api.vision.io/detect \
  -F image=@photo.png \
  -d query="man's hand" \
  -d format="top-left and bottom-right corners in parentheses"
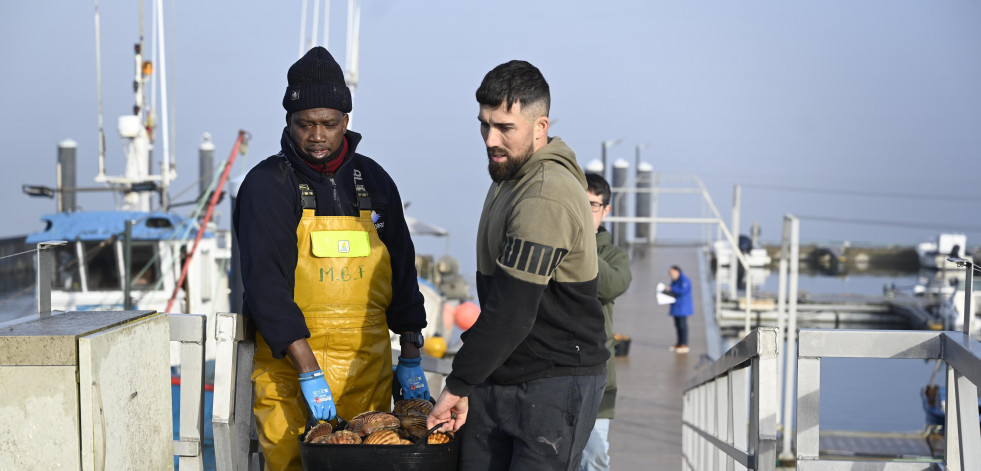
top-left (298, 369), bottom-right (336, 421)
top-left (395, 356), bottom-right (430, 400)
top-left (427, 388), bottom-right (468, 433)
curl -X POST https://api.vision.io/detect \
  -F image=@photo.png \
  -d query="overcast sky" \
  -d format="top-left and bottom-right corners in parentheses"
top-left (2, 1), bottom-right (980, 277)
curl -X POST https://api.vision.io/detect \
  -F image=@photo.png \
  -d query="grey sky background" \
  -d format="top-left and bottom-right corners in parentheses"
top-left (2, 1), bottom-right (980, 278)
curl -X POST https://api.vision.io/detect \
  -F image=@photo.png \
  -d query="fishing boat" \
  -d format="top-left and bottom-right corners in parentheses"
top-left (8, 1), bottom-right (465, 467)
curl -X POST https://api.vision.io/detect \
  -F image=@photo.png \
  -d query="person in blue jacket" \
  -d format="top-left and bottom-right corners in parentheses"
top-left (662, 265), bottom-right (693, 353)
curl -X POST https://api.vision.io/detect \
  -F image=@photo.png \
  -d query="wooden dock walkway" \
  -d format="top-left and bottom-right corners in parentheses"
top-left (607, 244), bottom-right (937, 469)
top-left (609, 244), bottom-right (709, 470)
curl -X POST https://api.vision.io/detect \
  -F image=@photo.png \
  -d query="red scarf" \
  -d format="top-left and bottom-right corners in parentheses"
top-left (302, 136), bottom-right (349, 175)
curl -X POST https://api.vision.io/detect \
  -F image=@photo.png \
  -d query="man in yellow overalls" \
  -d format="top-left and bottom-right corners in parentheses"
top-left (233, 46), bottom-right (430, 470)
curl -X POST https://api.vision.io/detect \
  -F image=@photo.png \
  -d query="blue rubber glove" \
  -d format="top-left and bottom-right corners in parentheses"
top-left (298, 369), bottom-right (336, 421)
top-left (395, 356), bottom-right (430, 400)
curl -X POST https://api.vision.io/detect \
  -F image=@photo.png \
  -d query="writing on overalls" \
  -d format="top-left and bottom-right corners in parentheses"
top-left (320, 265), bottom-right (367, 282)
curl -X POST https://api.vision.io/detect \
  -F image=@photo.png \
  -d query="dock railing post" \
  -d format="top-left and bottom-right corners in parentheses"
top-left (966, 264), bottom-right (974, 334)
top-left (775, 217), bottom-right (789, 426)
top-left (778, 214), bottom-right (800, 462)
top-left (947, 257), bottom-right (974, 334)
top-left (729, 185), bottom-right (741, 300)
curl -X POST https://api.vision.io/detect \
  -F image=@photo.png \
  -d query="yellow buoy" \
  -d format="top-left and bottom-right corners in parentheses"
top-left (422, 335), bottom-right (447, 359)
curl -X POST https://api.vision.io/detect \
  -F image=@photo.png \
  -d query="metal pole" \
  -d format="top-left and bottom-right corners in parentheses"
top-left (601, 138), bottom-right (622, 183)
top-left (323, 0), bottom-right (331, 49)
top-left (779, 214), bottom-right (800, 461)
top-left (199, 133), bottom-right (215, 200)
top-left (964, 263), bottom-right (973, 335)
top-left (744, 266), bottom-right (752, 338)
top-left (299, 0), bottom-right (308, 57)
top-left (124, 219), bottom-right (134, 310)
top-left (94, 0), bottom-right (107, 181)
top-left (715, 249), bottom-right (722, 325)
top-left (36, 243), bottom-right (55, 316)
top-left (650, 172), bottom-right (660, 245)
top-left (775, 217), bottom-right (790, 425)
top-left (729, 184), bottom-right (741, 300)
top-left (155, 0), bottom-right (171, 211)
top-left (601, 143), bottom-right (606, 181)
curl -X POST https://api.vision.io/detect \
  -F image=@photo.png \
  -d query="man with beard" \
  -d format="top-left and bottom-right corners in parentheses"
top-left (428, 60), bottom-right (608, 471)
top-left (234, 47), bottom-right (429, 469)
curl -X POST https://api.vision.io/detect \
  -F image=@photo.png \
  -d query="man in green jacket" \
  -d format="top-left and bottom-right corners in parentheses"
top-left (580, 173), bottom-right (633, 471)
top-left (429, 60), bottom-right (609, 470)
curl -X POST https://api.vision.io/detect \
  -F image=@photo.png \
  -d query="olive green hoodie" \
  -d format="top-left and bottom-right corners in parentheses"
top-left (446, 137), bottom-right (609, 396)
top-left (595, 226), bottom-right (632, 418)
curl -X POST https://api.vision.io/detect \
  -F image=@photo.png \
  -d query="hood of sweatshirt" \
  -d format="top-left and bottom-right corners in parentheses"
top-left (511, 136), bottom-right (587, 190)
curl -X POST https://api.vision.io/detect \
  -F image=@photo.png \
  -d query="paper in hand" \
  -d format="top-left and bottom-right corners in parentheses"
top-left (656, 282), bottom-right (676, 305)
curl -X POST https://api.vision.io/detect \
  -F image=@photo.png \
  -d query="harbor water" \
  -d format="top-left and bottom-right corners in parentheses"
top-left (725, 271), bottom-right (961, 434)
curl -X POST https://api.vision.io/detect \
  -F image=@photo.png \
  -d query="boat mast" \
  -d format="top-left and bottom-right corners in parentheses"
top-left (345, 0), bottom-right (360, 126)
top-left (298, 0), bottom-right (308, 57)
top-left (155, 0), bottom-right (171, 212)
top-left (299, 0), bottom-right (331, 57)
top-left (94, 0), bottom-right (107, 181)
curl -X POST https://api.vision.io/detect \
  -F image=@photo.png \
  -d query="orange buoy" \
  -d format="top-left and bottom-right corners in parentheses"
top-left (454, 301), bottom-right (481, 330)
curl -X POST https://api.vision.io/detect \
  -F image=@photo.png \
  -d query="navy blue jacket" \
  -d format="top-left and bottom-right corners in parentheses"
top-left (233, 128), bottom-right (426, 358)
top-left (667, 271), bottom-right (694, 317)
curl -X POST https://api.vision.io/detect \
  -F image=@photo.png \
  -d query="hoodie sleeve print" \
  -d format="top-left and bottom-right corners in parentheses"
top-left (445, 195), bottom-right (581, 396)
top-left (234, 165), bottom-right (310, 358)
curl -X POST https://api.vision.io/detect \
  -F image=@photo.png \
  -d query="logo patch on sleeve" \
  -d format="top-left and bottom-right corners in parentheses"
top-left (499, 236), bottom-right (568, 276)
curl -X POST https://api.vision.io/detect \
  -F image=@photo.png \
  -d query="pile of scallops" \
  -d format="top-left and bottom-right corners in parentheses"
top-left (304, 398), bottom-right (453, 446)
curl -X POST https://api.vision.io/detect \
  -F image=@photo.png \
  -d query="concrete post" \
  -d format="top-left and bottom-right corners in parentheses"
top-left (635, 161), bottom-right (652, 241)
top-left (57, 139), bottom-right (77, 213)
top-left (611, 159), bottom-right (630, 247)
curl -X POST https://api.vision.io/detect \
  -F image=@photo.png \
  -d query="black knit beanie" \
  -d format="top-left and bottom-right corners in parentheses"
top-left (283, 46), bottom-right (352, 113)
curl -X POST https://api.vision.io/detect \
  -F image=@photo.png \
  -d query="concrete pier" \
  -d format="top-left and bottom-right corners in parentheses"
top-left (609, 244), bottom-right (708, 469)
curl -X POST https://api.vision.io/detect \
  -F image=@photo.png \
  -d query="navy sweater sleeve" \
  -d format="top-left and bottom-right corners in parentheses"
top-left (233, 158), bottom-right (309, 358)
top-left (359, 160), bottom-right (426, 333)
top-left (365, 160), bottom-right (427, 334)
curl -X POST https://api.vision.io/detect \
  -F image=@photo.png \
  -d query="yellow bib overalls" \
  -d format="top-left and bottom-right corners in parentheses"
top-left (252, 190), bottom-right (394, 470)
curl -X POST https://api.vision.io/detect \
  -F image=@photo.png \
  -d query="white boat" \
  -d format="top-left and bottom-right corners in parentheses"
top-left (916, 233), bottom-right (971, 269)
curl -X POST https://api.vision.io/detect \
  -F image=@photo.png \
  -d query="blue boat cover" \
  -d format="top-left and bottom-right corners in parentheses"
top-left (25, 211), bottom-right (213, 243)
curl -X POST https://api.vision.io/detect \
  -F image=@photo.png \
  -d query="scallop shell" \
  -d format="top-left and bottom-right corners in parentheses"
top-left (353, 412), bottom-right (400, 437)
top-left (363, 429), bottom-right (402, 445)
top-left (303, 421), bottom-right (333, 443)
top-left (325, 430), bottom-right (362, 445)
top-left (309, 434), bottom-right (332, 444)
top-left (428, 432), bottom-right (452, 445)
top-left (400, 414), bottom-right (429, 439)
top-left (393, 398), bottom-right (433, 417)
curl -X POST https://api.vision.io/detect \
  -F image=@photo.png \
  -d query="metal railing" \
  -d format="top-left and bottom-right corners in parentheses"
top-left (606, 174), bottom-right (758, 335)
top-left (795, 329), bottom-right (981, 470)
top-left (682, 327), bottom-right (780, 470)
